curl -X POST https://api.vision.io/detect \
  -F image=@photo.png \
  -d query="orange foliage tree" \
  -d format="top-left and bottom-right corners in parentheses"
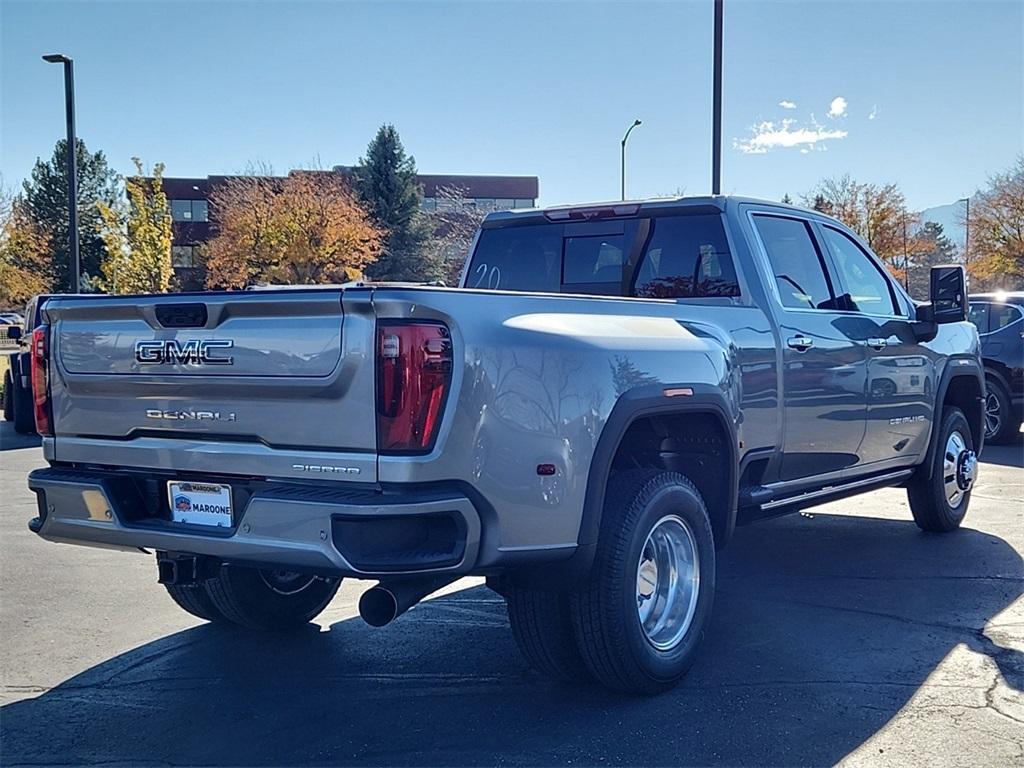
top-left (964, 157), bottom-right (1024, 290)
top-left (204, 171), bottom-right (382, 289)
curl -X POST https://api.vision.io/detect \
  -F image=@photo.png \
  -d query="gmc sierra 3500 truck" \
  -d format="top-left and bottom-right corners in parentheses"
top-left (27, 196), bottom-right (984, 694)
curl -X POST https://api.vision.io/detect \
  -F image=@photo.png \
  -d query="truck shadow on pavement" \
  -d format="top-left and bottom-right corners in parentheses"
top-left (3, 510), bottom-right (1022, 766)
top-left (0, 421), bottom-right (41, 451)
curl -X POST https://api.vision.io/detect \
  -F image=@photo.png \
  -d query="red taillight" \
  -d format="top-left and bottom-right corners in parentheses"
top-left (376, 323), bottom-right (452, 453)
top-left (30, 324), bottom-right (53, 437)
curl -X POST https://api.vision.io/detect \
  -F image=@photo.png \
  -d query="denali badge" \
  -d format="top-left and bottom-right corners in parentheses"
top-left (146, 409), bottom-right (237, 422)
top-left (135, 339), bottom-right (234, 366)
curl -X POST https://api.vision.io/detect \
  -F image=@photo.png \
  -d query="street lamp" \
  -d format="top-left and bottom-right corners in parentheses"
top-left (42, 53), bottom-right (79, 292)
top-left (621, 119), bottom-right (642, 201)
top-left (959, 197), bottom-right (971, 264)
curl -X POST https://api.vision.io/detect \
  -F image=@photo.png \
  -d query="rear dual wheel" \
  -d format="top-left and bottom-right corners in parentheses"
top-left (163, 561), bottom-right (341, 631)
top-left (506, 470), bottom-right (716, 694)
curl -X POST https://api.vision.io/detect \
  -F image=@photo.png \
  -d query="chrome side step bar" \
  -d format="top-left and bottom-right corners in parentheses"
top-left (761, 469), bottom-right (914, 512)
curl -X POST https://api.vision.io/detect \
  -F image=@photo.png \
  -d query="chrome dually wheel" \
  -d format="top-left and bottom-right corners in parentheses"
top-left (942, 429), bottom-right (977, 509)
top-left (636, 514), bottom-right (701, 651)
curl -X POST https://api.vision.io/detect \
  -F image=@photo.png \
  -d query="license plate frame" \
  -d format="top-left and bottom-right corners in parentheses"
top-left (167, 481), bottom-right (233, 528)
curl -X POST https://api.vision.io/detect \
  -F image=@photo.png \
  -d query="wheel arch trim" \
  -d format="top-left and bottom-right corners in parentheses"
top-left (568, 384), bottom-right (739, 579)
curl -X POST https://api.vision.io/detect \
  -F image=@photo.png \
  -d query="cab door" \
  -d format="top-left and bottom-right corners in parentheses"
top-left (817, 224), bottom-right (936, 466)
top-left (748, 212), bottom-right (868, 481)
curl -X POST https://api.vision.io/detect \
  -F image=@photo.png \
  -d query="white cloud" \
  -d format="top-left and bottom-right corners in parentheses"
top-left (828, 96), bottom-right (848, 118)
top-left (868, 105), bottom-right (877, 120)
top-left (778, 100), bottom-right (797, 109)
top-left (734, 119), bottom-right (848, 154)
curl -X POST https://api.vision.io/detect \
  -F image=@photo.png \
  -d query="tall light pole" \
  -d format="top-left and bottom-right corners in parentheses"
top-left (959, 196), bottom-right (970, 266)
top-left (42, 53), bottom-right (79, 292)
top-left (711, 0), bottom-right (724, 195)
top-left (621, 119), bottom-right (642, 201)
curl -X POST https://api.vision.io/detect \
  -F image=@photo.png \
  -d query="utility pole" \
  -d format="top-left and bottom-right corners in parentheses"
top-left (711, 0), bottom-right (724, 195)
top-left (43, 53), bottom-right (79, 292)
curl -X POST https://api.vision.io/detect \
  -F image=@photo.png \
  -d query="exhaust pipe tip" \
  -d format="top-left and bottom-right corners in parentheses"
top-left (359, 587), bottom-right (400, 627)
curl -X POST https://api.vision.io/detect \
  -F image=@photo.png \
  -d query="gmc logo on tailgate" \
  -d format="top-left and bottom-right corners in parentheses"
top-left (135, 339), bottom-right (234, 366)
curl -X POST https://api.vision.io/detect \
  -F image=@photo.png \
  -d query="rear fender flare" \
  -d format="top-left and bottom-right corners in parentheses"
top-left (564, 384), bottom-right (739, 582)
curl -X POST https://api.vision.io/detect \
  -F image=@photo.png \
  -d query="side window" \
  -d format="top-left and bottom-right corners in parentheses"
top-left (990, 303), bottom-right (1023, 331)
top-left (820, 226), bottom-right (899, 316)
top-left (968, 302), bottom-right (990, 333)
top-left (633, 215), bottom-right (740, 298)
top-left (752, 215), bottom-right (836, 310)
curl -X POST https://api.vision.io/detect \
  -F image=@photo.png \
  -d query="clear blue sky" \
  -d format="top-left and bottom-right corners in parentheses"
top-left (1, 0), bottom-right (1021, 211)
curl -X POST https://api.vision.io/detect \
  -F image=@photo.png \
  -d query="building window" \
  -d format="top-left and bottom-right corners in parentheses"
top-left (495, 198), bottom-right (515, 210)
top-left (171, 245), bottom-right (196, 268)
top-left (473, 198), bottom-right (495, 211)
top-left (514, 199), bottom-right (534, 208)
top-left (421, 198), bottom-right (437, 212)
top-left (170, 200), bottom-right (209, 222)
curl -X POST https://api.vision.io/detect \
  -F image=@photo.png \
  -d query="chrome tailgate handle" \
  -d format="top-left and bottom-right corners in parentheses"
top-left (787, 336), bottom-right (814, 351)
top-left (867, 337), bottom-right (892, 350)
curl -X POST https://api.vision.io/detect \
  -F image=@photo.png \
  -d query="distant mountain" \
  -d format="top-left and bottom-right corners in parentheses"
top-left (919, 201), bottom-right (968, 254)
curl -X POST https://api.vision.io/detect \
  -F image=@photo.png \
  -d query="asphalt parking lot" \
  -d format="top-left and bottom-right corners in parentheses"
top-left (1, 422), bottom-right (1021, 767)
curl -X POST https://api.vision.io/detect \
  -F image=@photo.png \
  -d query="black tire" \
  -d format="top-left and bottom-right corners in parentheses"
top-left (12, 376), bottom-right (34, 434)
top-left (908, 407), bottom-right (976, 532)
top-left (984, 376), bottom-right (1019, 445)
top-left (2, 371), bottom-right (13, 422)
top-left (571, 470), bottom-right (716, 694)
top-left (506, 586), bottom-right (591, 682)
top-left (164, 583), bottom-right (227, 623)
top-left (203, 564), bottom-right (341, 631)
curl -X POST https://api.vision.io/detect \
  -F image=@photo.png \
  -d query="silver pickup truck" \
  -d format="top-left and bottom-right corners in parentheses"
top-left (27, 196), bottom-right (984, 693)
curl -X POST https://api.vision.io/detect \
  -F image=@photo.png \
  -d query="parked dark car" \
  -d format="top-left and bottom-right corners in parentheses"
top-left (2, 295), bottom-right (52, 434)
top-left (968, 291), bottom-right (1024, 443)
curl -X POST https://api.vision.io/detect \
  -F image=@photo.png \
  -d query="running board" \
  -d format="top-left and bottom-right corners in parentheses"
top-left (738, 469), bottom-right (914, 524)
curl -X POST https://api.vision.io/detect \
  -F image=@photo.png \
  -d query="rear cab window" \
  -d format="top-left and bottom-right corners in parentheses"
top-left (465, 211), bottom-right (742, 300)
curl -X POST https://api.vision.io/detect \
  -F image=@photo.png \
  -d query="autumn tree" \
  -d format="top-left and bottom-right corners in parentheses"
top-left (803, 175), bottom-right (908, 278)
top-left (963, 156), bottom-right (1024, 289)
top-left (97, 158), bottom-right (173, 294)
top-left (204, 171), bottom-right (382, 289)
top-left (21, 139), bottom-right (120, 291)
top-left (0, 196), bottom-right (54, 308)
top-left (422, 186), bottom-right (488, 285)
top-left (352, 125), bottom-right (443, 282)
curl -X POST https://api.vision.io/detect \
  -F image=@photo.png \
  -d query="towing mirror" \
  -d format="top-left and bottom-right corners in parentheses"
top-left (7, 325), bottom-right (21, 341)
top-left (912, 265), bottom-right (968, 342)
top-left (929, 265), bottom-right (968, 324)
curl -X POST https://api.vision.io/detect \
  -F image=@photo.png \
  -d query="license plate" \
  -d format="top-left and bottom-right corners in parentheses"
top-left (167, 481), bottom-right (233, 527)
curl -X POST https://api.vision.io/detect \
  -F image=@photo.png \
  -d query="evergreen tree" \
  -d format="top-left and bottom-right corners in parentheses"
top-left (811, 193), bottom-right (833, 215)
top-left (781, 193), bottom-right (793, 204)
top-left (22, 139), bottom-right (120, 291)
top-left (908, 221), bottom-right (958, 299)
top-left (352, 125), bottom-right (442, 281)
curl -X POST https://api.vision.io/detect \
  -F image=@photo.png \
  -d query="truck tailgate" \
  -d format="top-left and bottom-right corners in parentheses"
top-left (44, 289), bottom-right (378, 479)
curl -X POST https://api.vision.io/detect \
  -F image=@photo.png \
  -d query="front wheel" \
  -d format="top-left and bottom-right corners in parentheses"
top-left (908, 407), bottom-right (977, 532)
top-left (202, 565), bottom-right (341, 630)
top-left (984, 377), bottom-right (1020, 444)
top-left (571, 470), bottom-right (716, 694)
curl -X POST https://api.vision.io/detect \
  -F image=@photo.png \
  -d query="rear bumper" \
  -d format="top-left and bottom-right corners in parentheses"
top-left (28, 467), bottom-right (484, 578)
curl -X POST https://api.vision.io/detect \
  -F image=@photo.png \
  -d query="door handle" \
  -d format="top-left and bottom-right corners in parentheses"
top-left (867, 337), bottom-right (893, 350)
top-left (787, 336), bottom-right (814, 351)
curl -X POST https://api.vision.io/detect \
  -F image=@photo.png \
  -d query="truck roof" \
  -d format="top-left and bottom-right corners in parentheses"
top-left (482, 194), bottom-right (815, 227)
